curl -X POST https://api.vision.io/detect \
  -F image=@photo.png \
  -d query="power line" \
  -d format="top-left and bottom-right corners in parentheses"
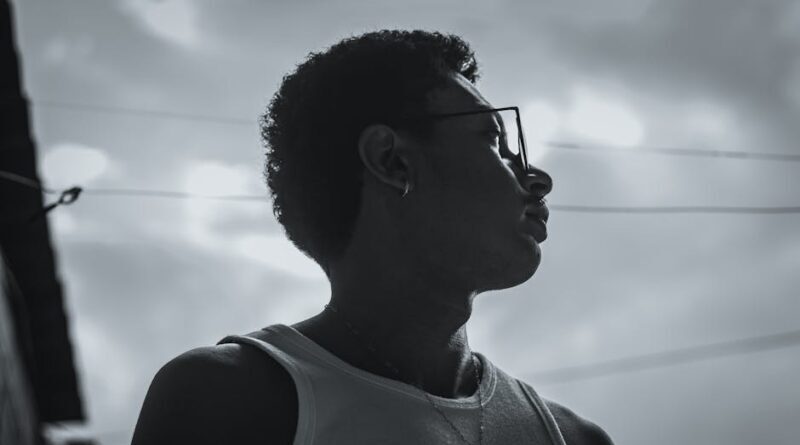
top-left (1, 171), bottom-right (82, 224)
top-left (3, 171), bottom-right (800, 214)
top-left (531, 328), bottom-right (800, 385)
top-left (82, 188), bottom-right (266, 202)
top-left (45, 423), bottom-right (131, 445)
top-left (31, 100), bottom-right (800, 163)
top-left (547, 141), bottom-right (800, 163)
top-left (33, 100), bottom-right (257, 126)
top-left (0, 171), bottom-right (266, 201)
top-left (549, 204), bottom-right (800, 215)
top-left (0, 170), bottom-right (55, 192)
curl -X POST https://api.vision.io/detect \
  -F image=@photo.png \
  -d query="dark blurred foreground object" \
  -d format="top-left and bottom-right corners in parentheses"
top-left (0, 0), bottom-right (85, 444)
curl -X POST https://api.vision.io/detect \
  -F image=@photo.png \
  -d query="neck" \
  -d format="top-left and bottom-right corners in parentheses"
top-left (295, 220), bottom-right (481, 398)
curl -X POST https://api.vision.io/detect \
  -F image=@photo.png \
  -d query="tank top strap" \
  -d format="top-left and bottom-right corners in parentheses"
top-left (217, 332), bottom-right (317, 445)
top-left (515, 379), bottom-right (567, 445)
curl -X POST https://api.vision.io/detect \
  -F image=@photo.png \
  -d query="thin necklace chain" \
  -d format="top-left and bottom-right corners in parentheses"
top-left (324, 303), bottom-right (484, 445)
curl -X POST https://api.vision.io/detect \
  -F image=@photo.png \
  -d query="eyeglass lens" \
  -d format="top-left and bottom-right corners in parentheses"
top-left (493, 109), bottom-right (527, 172)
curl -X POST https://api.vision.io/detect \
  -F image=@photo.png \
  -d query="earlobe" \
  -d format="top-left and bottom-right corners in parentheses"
top-left (358, 124), bottom-right (412, 195)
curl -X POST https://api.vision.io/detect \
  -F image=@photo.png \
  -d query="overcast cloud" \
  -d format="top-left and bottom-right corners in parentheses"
top-left (11, 0), bottom-right (800, 444)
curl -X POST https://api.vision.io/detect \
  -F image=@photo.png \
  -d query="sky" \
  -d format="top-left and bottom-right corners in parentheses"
top-left (10, 0), bottom-right (800, 444)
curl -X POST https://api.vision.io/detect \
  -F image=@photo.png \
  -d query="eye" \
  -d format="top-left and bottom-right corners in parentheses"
top-left (485, 129), bottom-right (502, 146)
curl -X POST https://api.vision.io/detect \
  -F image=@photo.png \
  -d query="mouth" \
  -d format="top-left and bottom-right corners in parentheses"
top-left (522, 202), bottom-right (549, 243)
top-left (524, 201), bottom-right (549, 223)
top-left (522, 215), bottom-right (548, 243)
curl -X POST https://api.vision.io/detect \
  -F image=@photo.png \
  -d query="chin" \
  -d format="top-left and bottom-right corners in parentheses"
top-left (478, 242), bottom-right (542, 292)
top-left (509, 245), bottom-right (542, 286)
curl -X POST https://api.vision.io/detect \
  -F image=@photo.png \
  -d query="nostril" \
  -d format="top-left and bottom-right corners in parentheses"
top-left (521, 173), bottom-right (552, 197)
top-left (531, 183), bottom-right (548, 194)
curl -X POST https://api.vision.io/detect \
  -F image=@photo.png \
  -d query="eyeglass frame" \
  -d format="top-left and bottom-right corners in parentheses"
top-left (395, 106), bottom-right (530, 174)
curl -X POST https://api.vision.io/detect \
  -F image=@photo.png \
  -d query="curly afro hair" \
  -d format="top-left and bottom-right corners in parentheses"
top-left (262, 30), bottom-right (480, 272)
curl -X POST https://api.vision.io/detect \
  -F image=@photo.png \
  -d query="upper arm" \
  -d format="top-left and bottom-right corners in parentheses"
top-left (131, 343), bottom-right (298, 445)
top-left (545, 399), bottom-right (614, 445)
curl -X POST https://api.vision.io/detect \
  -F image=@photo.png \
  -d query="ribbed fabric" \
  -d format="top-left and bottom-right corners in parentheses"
top-left (218, 324), bottom-right (565, 445)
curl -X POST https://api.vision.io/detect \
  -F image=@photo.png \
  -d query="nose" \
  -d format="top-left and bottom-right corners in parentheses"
top-left (519, 165), bottom-right (553, 199)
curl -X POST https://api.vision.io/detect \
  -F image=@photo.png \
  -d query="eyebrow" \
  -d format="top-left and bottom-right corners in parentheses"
top-left (437, 108), bottom-right (505, 133)
top-left (428, 107), bottom-right (493, 121)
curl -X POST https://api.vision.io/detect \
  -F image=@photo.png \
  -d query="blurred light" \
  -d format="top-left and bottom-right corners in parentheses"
top-left (522, 101), bottom-right (561, 163)
top-left (184, 161), bottom-right (250, 197)
top-left (566, 87), bottom-right (645, 147)
top-left (787, 61), bottom-right (800, 110)
top-left (51, 211), bottom-right (78, 236)
top-left (120, 0), bottom-right (199, 48)
top-left (182, 161), bottom-right (264, 248)
top-left (42, 143), bottom-right (110, 188)
top-left (233, 234), bottom-right (326, 280)
top-left (42, 36), bottom-right (94, 66)
top-left (73, 319), bottom-right (136, 407)
top-left (684, 101), bottom-right (735, 144)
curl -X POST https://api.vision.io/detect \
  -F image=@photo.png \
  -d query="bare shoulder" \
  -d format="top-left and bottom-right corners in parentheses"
top-left (132, 341), bottom-right (297, 445)
top-left (545, 399), bottom-right (614, 445)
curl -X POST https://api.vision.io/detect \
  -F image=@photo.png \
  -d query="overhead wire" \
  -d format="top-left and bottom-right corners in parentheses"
top-left (531, 328), bottom-right (800, 385)
top-left (0, 170), bottom-right (56, 192)
top-left (81, 187), bottom-right (266, 202)
top-left (31, 99), bottom-right (800, 163)
top-left (34, 100), bottom-right (258, 126)
top-left (548, 204), bottom-right (800, 214)
top-left (2, 171), bottom-right (800, 214)
top-left (0, 172), bottom-right (265, 202)
top-left (1, 171), bottom-right (82, 223)
top-left (546, 141), bottom-right (800, 163)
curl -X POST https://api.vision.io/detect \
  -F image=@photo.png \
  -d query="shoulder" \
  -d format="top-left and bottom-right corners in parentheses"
top-left (544, 399), bottom-right (614, 445)
top-left (132, 341), bottom-right (297, 445)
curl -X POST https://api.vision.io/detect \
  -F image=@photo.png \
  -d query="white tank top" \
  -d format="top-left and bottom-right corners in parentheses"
top-left (218, 324), bottom-right (566, 445)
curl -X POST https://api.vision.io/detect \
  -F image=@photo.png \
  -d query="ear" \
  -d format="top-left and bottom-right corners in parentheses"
top-left (357, 124), bottom-right (412, 195)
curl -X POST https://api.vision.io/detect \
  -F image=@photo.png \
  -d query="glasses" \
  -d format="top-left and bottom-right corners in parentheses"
top-left (398, 106), bottom-right (530, 174)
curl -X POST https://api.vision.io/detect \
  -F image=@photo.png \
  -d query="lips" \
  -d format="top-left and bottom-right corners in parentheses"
top-left (522, 201), bottom-right (549, 243)
top-left (524, 201), bottom-right (549, 223)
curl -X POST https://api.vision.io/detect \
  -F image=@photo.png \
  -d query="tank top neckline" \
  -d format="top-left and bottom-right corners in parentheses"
top-left (263, 324), bottom-right (497, 409)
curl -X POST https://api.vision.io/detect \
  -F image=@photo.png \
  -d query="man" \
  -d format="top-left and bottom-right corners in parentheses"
top-left (132, 30), bottom-right (614, 444)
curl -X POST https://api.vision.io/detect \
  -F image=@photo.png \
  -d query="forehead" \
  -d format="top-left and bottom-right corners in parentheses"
top-left (427, 73), bottom-right (493, 114)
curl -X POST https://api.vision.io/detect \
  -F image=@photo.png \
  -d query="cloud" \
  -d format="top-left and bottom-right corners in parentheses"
top-left (540, 0), bottom-right (800, 153)
top-left (42, 35), bottom-right (94, 66)
top-left (41, 143), bottom-right (113, 188)
top-left (50, 210), bottom-right (78, 237)
top-left (119, 0), bottom-right (201, 49)
top-left (56, 235), bottom-right (325, 442)
top-left (181, 160), bottom-right (275, 240)
top-left (564, 86), bottom-right (645, 147)
top-left (521, 101), bottom-right (561, 163)
top-left (787, 60), bottom-right (800, 110)
top-left (233, 234), bottom-right (326, 280)
top-left (183, 160), bottom-right (256, 197)
top-left (18, 0), bottom-right (800, 443)
top-left (180, 160), bottom-right (318, 279)
top-left (72, 316), bottom-right (138, 410)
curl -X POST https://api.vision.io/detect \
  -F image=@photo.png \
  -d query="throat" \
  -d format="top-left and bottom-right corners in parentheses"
top-left (292, 307), bottom-right (481, 399)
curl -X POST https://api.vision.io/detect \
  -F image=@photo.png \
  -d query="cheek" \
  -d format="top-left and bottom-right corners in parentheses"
top-left (425, 159), bottom-right (519, 230)
top-left (415, 138), bottom-right (523, 230)
top-left (427, 143), bottom-right (517, 196)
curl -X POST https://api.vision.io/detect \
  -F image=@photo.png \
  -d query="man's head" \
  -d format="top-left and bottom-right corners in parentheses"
top-left (263, 30), bottom-right (551, 288)
top-left (263, 30), bottom-right (479, 266)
